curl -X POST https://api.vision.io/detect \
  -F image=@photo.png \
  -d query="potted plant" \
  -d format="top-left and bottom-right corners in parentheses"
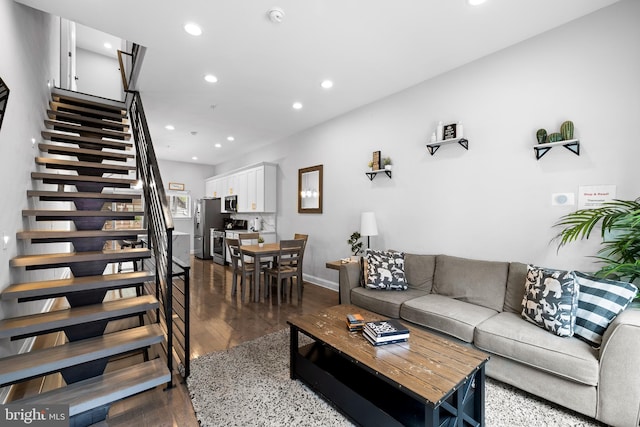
top-left (367, 160), bottom-right (374, 171)
top-left (554, 197), bottom-right (640, 301)
top-left (258, 237), bottom-right (265, 248)
top-left (383, 157), bottom-right (392, 170)
top-left (347, 231), bottom-right (363, 261)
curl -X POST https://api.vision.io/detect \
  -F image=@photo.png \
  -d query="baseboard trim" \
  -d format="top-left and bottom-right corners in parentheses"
top-left (303, 273), bottom-right (338, 292)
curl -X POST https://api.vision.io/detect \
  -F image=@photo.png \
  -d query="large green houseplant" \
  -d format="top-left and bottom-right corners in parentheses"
top-left (554, 198), bottom-right (640, 299)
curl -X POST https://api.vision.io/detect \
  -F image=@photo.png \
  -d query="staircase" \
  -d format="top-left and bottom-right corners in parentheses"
top-left (1, 88), bottom-right (171, 426)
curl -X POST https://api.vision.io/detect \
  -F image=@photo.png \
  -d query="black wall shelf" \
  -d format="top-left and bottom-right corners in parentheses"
top-left (365, 169), bottom-right (392, 181)
top-left (426, 138), bottom-right (469, 155)
top-left (533, 139), bottom-right (580, 160)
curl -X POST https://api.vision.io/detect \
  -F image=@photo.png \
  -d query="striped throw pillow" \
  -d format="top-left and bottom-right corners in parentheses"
top-left (573, 271), bottom-right (638, 347)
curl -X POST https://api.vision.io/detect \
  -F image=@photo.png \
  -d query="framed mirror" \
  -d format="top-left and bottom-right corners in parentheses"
top-left (298, 164), bottom-right (323, 214)
top-left (0, 77), bottom-right (9, 132)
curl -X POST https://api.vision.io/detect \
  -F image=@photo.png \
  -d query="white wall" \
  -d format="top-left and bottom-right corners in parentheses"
top-left (158, 159), bottom-right (215, 251)
top-left (216, 0), bottom-right (640, 289)
top-left (0, 0), bottom-right (61, 359)
top-left (75, 47), bottom-right (123, 100)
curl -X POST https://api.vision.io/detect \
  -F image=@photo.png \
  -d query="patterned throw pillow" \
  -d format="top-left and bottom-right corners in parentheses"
top-left (364, 249), bottom-right (407, 290)
top-left (573, 271), bottom-right (638, 347)
top-left (521, 265), bottom-right (578, 337)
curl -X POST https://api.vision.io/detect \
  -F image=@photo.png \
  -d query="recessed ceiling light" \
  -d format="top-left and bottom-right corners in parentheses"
top-left (321, 80), bottom-right (333, 89)
top-left (204, 74), bottom-right (218, 83)
top-left (184, 22), bottom-right (202, 36)
top-left (467, 0), bottom-right (487, 5)
top-left (192, 156), bottom-right (198, 160)
top-left (292, 102), bottom-right (303, 110)
top-left (227, 136), bottom-right (235, 142)
top-left (214, 143), bottom-right (222, 148)
top-left (165, 124), bottom-right (175, 130)
top-left (104, 42), bottom-right (112, 49)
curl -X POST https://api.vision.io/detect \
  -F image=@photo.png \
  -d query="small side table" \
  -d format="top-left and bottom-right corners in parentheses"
top-left (325, 260), bottom-right (343, 271)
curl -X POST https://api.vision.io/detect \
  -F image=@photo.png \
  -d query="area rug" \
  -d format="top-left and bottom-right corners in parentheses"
top-left (187, 329), bottom-right (602, 427)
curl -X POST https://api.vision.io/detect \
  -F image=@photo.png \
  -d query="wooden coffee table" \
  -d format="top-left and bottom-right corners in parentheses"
top-left (287, 304), bottom-right (490, 427)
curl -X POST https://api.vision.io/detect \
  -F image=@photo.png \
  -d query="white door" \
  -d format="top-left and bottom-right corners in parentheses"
top-left (60, 18), bottom-right (77, 91)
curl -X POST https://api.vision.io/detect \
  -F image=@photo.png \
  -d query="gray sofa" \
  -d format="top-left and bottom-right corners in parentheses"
top-left (338, 254), bottom-right (640, 427)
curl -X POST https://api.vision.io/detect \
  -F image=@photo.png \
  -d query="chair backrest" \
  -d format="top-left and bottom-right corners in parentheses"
top-left (293, 234), bottom-right (308, 262)
top-left (238, 232), bottom-right (259, 245)
top-left (278, 239), bottom-right (304, 270)
top-left (226, 238), bottom-right (242, 269)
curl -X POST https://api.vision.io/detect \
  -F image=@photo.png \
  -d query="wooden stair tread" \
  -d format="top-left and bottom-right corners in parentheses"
top-left (0, 294), bottom-right (158, 339)
top-left (39, 143), bottom-right (134, 161)
top-left (41, 131), bottom-right (132, 150)
top-left (47, 110), bottom-right (130, 132)
top-left (10, 358), bottom-right (170, 417)
top-left (17, 229), bottom-right (146, 240)
top-left (32, 172), bottom-right (136, 186)
top-left (27, 190), bottom-right (141, 201)
top-left (45, 119), bottom-right (131, 140)
top-left (51, 90), bottom-right (126, 114)
top-left (23, 209), bottom-right (143, 217)
top-left (0, 324), bottom-right (163, 386)
top-left (50, 101), bottom-right (127, 121)
top-left (10, 248), bottom-right (151, 268)
top-left (1, 271), bottom-right (153, 301)
top-left (35, 157), bottom-right (135, 173)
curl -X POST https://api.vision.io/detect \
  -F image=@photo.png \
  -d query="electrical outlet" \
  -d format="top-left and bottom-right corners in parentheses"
top-left (551, 193), bottom-right (575, 206)
top-left (2, 232), bottom-right (8, 250)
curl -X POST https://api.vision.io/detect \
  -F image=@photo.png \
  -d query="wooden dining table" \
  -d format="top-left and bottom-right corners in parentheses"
top-left (239, 242), bottom-right (281, 302)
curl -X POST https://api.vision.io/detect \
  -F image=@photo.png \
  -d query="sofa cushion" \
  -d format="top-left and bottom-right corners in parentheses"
top-left (475, 312), bottom-right (599, 386)
top-left (364, 249), bottom-right (407, 290)
top-left (521, 265), bottom-right (578, 337)
top-left (400, 294), bottom-right (498, 343)
top-left (503, 262), bottom-right (527, 314)
top-left (403, 254), bottom-right (436, 292)
top-left (432, 255), bottom-right (509, 312)
top-left (351, 287), bottom-right (427, 319)
top-left (573, 271), bottom-right (638, 347)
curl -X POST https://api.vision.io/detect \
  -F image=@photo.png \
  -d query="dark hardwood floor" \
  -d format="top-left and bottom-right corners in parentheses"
top-left (13, 256), bottom-right (340, 427)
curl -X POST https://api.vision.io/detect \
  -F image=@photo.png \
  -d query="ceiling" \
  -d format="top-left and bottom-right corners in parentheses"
top-left (16, 0), bottom-right (620, 166)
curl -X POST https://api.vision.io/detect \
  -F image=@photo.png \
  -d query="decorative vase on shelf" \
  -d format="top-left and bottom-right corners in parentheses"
top-left (536, 129), bottom-right (547, 144)
top-left (560, 120), bottom-right (574, 140)
top-left (436, 121), bottom-right (444, 141)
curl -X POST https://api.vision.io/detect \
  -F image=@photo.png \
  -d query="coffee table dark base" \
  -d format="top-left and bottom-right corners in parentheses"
top-left (290, 325), bottom-right (486, 427)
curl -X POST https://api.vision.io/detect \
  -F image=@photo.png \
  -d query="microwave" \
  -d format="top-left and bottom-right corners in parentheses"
top-left (224, 195), bottom-right (237, 212)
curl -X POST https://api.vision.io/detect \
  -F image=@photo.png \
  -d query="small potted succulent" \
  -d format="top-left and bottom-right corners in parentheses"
top-left (258, 237), bottom-right (265, 248)
top-left (383, 157), bottom-right (392, 170)
top-left (367, 160), bottom-right (374, 171)
top-left (347, 231), bottom-right (363, 261)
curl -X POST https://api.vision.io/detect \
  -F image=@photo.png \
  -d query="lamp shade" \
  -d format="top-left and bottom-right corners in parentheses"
top-left (360, 212), bottom-right (378, 237)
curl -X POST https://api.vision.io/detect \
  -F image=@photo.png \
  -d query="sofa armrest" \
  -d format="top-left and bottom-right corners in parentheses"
top-left (339, 262), bottom-right (361, 305)
top-left (597, 306), bottom-right (640, 426)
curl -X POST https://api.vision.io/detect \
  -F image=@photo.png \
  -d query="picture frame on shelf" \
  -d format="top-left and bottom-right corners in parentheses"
top-left (168, 182), bottom-right (185, 191)
top-left (443, 123), bottom-right (457, 140)
top-left (372, 151), bottom-right (381, 171)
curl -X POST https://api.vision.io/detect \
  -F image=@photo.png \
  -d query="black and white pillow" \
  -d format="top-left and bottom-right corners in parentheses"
top-left (573, 271), bottom-right (638, 347)
top-left (521, 265), bottom-right (578, 337)
top-left (364, 249), bottom-right (407, 290)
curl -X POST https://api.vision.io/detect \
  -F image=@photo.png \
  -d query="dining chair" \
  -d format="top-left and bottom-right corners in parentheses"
top-left (239, 231), bottom-right (271, 273)
top-left (290, 234), bottom-right (308, 296)
top-left (265, 239), bottom-right (304, 304)
top-left (226, 238), bottom-right (254, 301)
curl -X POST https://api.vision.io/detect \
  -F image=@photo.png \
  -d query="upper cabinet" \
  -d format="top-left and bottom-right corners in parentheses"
top-left (205, 162), bottom-right (277, 213)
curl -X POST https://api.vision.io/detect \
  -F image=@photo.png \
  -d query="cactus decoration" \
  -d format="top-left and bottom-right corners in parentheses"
top-left (560, 120), bottom-right (574, 140)
top-left (536, 129), bottom-right (547, 144)
top-left (547, 132), bottom-right (563, 143)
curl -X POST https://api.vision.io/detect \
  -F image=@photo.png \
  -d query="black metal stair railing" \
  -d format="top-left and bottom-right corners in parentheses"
top-left (118, 44), bottom-right (190, 384)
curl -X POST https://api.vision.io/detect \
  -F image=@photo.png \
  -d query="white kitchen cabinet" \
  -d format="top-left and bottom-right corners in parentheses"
top-left (206, 162), bottom-right (277, 213)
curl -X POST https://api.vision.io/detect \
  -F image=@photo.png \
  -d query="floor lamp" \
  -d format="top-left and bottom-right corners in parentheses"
top-left (360, 212), bottom-right (378, 250)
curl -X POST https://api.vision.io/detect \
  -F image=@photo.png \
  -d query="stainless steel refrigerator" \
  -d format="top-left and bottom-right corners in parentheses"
top-left (194, 198), bottom-right (228, 259)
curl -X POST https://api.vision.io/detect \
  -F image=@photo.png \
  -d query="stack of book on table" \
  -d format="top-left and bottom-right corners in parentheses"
top-left (346, 313), bottom-right (365, 332)
top-left (363, 319), bottom-right (410, 346)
